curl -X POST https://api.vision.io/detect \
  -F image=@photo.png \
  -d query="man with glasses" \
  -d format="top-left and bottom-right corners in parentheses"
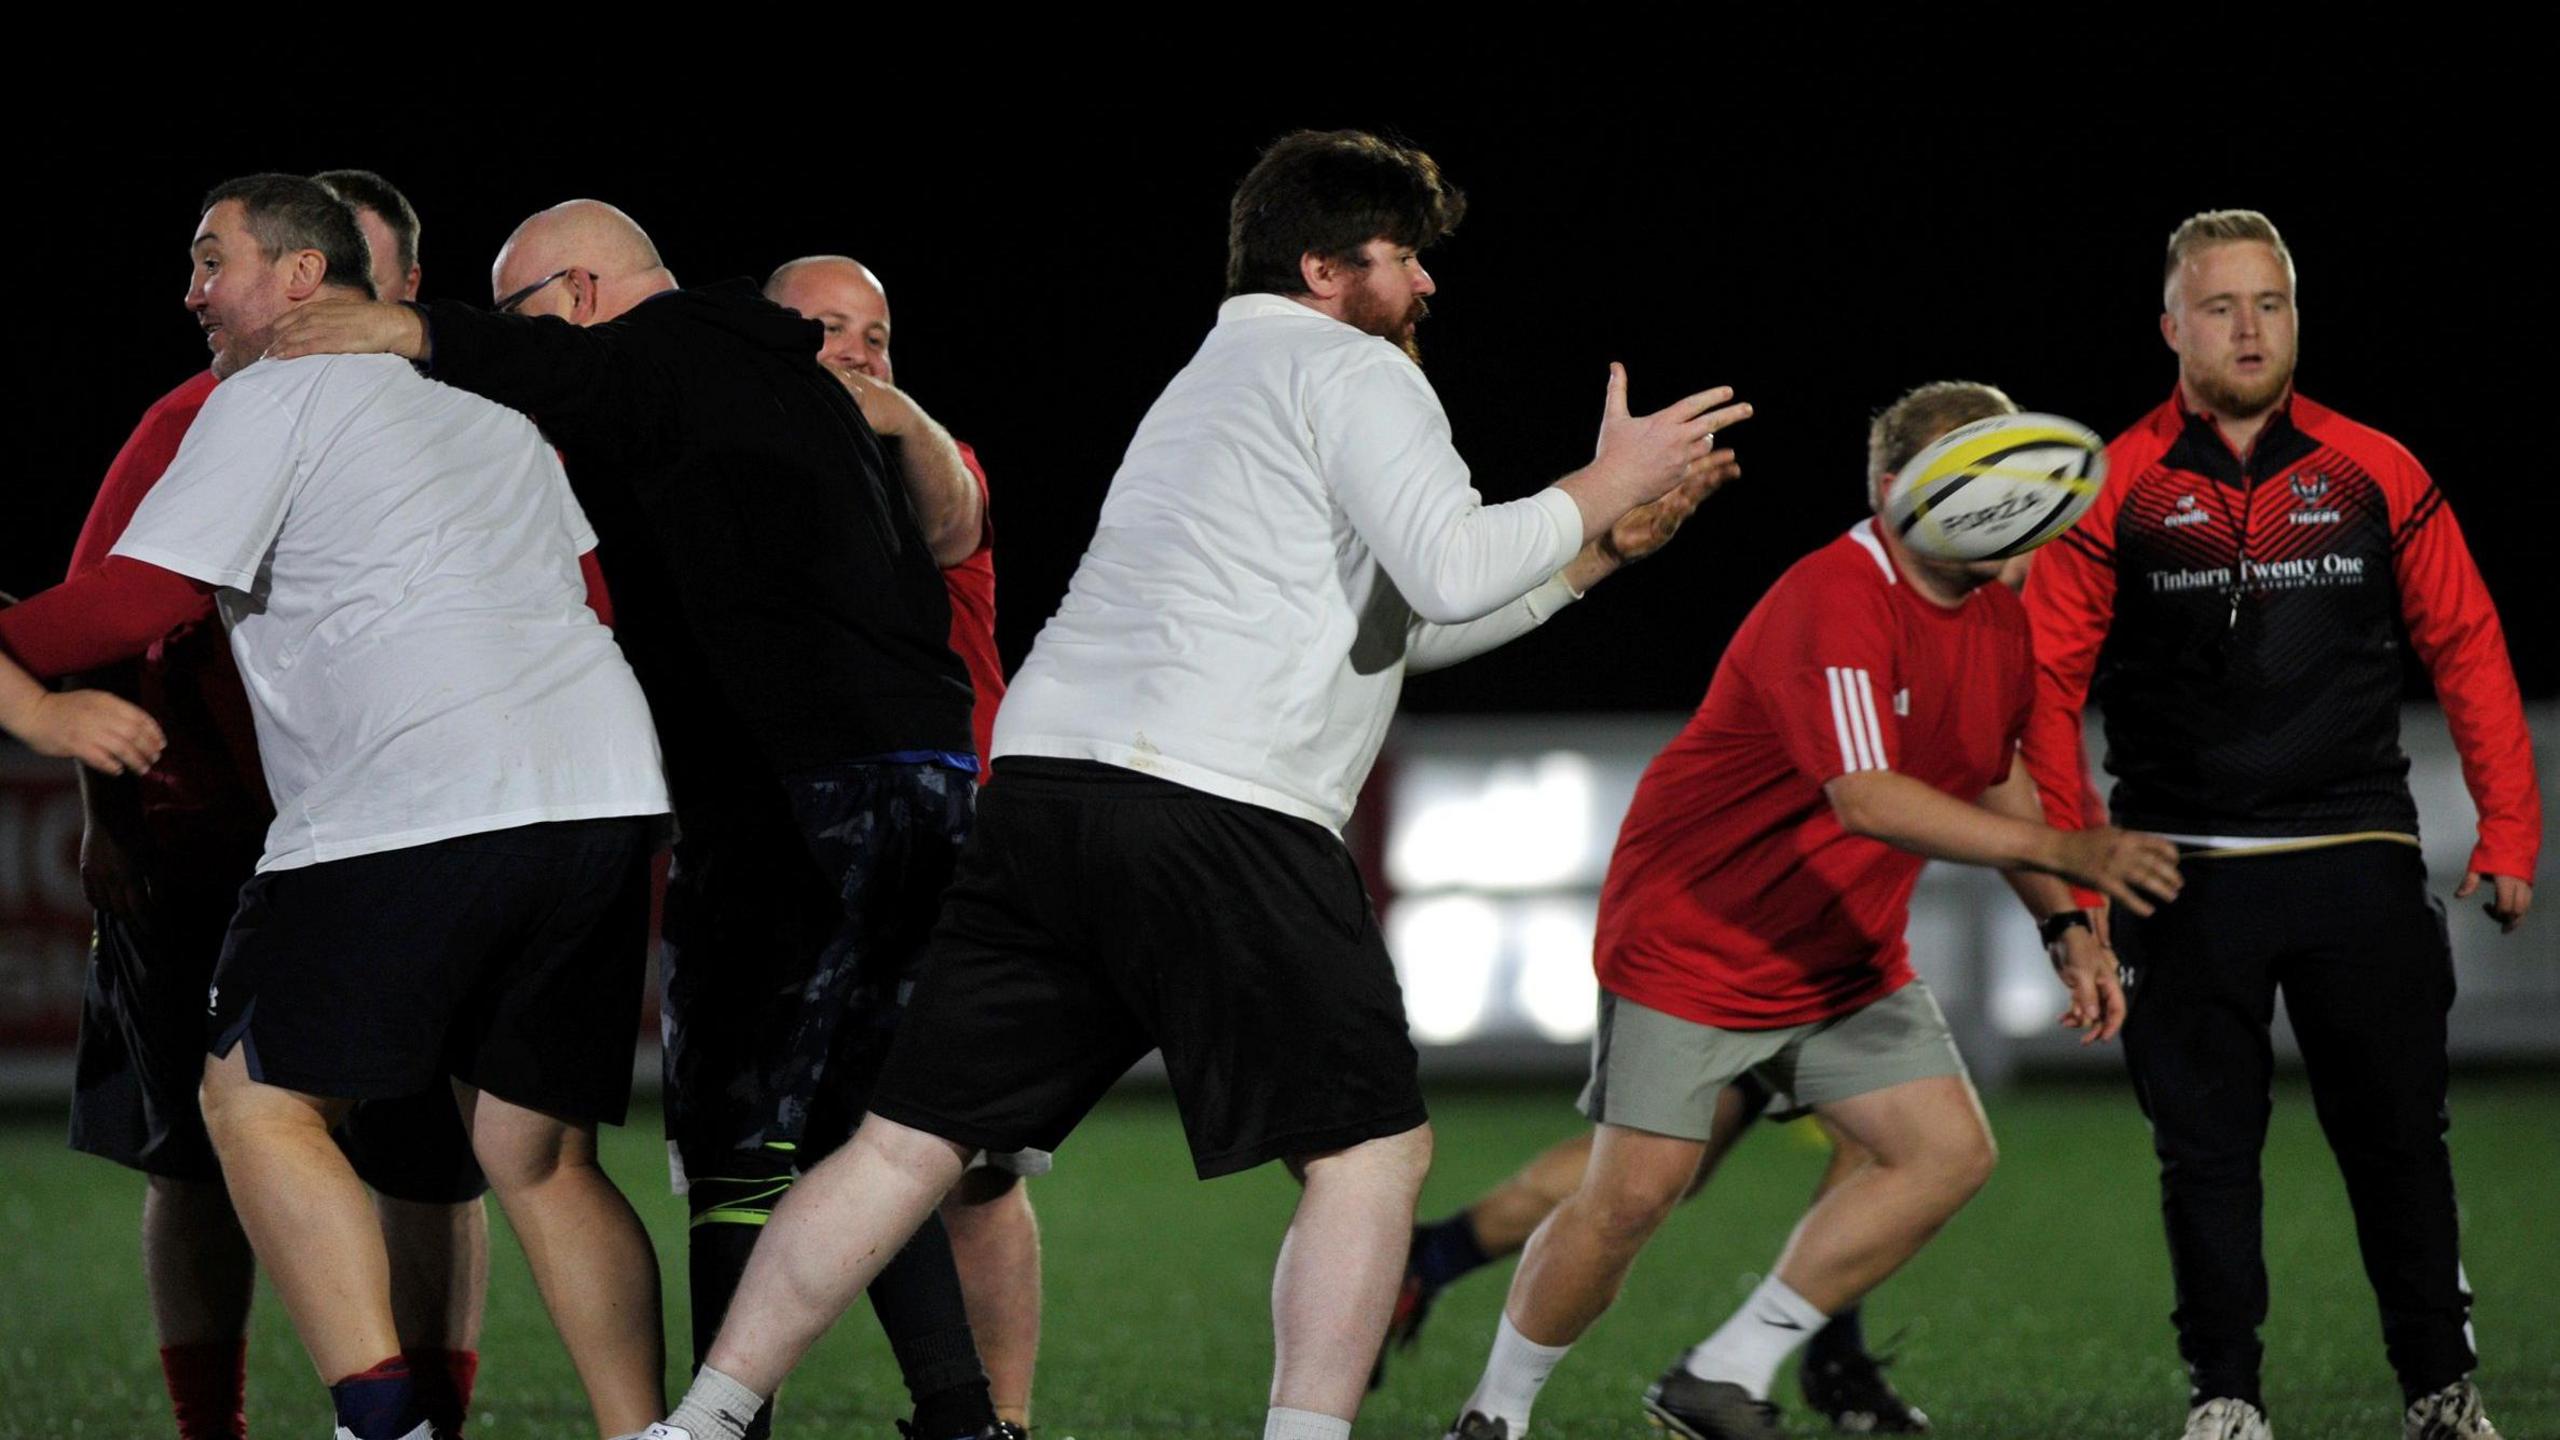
top-left (268, 198), bottom-right (1015, 1440)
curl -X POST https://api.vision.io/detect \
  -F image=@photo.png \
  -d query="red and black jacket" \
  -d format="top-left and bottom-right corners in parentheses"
top-left (2022, 388), bottom-right (2540, 881)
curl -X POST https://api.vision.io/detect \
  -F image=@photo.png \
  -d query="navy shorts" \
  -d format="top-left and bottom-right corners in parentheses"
top-left (210, 817), bottom-right (657, 1126)
top-left (72, 836), bottom-right (488, 1201)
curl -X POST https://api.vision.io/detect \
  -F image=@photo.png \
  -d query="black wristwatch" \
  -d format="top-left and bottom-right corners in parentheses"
top-left (2038, 910), bottom-right (2094, 947)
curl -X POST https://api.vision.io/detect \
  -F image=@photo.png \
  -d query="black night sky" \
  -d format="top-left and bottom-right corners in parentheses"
top-left (12, 65), bottom-right (2552, 708)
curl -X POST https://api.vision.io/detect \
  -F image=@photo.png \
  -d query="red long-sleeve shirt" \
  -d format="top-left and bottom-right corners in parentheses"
top-left (2022, 389), bottom-right (2539, 882)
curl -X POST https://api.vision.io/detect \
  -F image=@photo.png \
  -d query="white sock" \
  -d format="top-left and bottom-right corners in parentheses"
top-left (1461, 1313), bottom-right (1575, 1433)
top-left (1681, 1275), bottom-right (1829, 1400)
top-left (662, 1364), bottom-right (767, 1440)
top-left (1265, 1406), bottom-right (1352, 1440)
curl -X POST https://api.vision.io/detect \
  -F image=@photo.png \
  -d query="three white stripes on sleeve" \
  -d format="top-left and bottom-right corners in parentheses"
top-left (1825, 666), bottom-right (1889, 771)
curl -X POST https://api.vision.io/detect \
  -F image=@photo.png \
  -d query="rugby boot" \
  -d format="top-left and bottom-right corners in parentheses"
top-left (2403, 1380), bottom-right (2500, 1440)
top-left (1442, 1411), bottom-right (1510, 1440)
top-left (1642, 1364), bottom-right (1785, 1440)
top-left (1798, 1347), bottom-right (1931, 1432)
top-left (2179, 1397), bottom-right (2271, 1440)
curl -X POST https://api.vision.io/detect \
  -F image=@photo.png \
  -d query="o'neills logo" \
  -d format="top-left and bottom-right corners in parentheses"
top-left (2148, 553), bottom-right (2368, 594)
top-left (2162, 493), bottom-right (2212, 528)
top-left (2289, 471), bottom-right (2341, 524)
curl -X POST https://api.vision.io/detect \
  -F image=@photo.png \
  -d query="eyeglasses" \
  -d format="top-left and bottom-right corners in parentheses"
top-left (494, 268), bottom-right (574, 315)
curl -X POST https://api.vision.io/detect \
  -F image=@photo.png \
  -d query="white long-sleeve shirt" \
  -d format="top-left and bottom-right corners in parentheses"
top-left (996, 293), bottom-right (1583, 830)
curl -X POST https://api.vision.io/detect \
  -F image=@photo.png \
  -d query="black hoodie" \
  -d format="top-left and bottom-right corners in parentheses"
top-left (420, 280), bottom-right (973, 823)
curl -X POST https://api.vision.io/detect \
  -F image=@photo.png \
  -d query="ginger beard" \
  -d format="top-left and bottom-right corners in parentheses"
top-left (1343, 264), bottom-right (1429, 363)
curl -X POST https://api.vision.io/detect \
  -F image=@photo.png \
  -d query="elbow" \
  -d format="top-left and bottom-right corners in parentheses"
top-left (1402, 584), bottom-right (1491, 627)
top-left (927, 520), bottom-right (982, 569)
top-left (1824, 777), bottom-right (1884, 838)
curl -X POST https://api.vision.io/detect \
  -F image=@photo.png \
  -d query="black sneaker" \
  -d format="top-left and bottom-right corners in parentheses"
top-left (1643, 1365), bottom-right (1785, 1440)
top-left (1442, 1411), bottom-right (1511, 1440)
top-left (896, 1422), bottom-right (1029, 1440)
top-left (1798, 1349), bottom-right (1930, 1433)
top-left (1370, 1251), bottom-right (1443, 1390)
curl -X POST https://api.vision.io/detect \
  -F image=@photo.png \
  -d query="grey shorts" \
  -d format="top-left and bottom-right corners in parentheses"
top-left (968, 1145), bottom-right (1054, 1178)
top-left (1577, 981), bottom-right (1966, 1141)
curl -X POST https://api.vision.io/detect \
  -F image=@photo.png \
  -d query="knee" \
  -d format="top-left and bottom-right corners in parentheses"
top-left (940, 1170), bottom-right (1027, 1230)
top-left (197, 1073), bottom-right (326, 1155)
top-left (848, 1114), bottom-right (978, 1191)
top-left (1945, 1127), bottom-right (1998, 1200)
top-left (1574, 1173), bottom-right (1685, 1249)
top-left (470, 1124), bottom-right (594, 1197)
top-left (1289, 1121), bottom-right (1434, 1196)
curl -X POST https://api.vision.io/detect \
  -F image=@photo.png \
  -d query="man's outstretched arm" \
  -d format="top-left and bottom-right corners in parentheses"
top-left (0, 652), bottom-right (164, 776)
top-left (1405, 447), bottom-right (1741, 674)
top-left (265, 300), bottom-right (667, 461)
top-left (0, 558), bottom-right (215, 681)
top-left (831, 370), bottom-right (984, 567)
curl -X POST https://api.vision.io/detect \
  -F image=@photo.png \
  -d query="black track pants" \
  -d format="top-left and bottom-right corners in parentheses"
top-left (2115, 842), bottom-right (2474, 1410)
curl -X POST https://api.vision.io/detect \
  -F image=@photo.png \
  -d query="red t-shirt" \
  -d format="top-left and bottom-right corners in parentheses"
top-left (1595, 521), bottom-right (2033, 1029)
top-left (947, 441), bottom-right (1005, 771)
top-left (66, 371), bottom-right (272, 855)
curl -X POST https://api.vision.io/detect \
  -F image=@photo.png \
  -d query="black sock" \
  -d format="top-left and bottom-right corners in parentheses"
top-left (1805, 1302), bottom-right (1868, 1368)
top-left (691, 1172), bottom-right (788, 1440)
top-left (867, 1211), bottom-right (995, 1437)
top-left (1411, 1213), bottom-right (1493, 1290)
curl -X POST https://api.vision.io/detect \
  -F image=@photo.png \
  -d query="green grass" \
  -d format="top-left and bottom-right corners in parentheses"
top-left (6, 1077), bottom-right (2557, 1438)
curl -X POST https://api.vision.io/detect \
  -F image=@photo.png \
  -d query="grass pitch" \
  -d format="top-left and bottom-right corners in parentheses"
top-left (6, 1076), bottom-right (2556, 1438)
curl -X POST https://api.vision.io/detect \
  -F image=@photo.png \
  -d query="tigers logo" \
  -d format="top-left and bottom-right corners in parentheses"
top-left (2289, 471), bottom-right (2341, 525)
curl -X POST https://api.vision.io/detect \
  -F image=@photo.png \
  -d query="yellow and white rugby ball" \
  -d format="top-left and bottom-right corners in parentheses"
top-left (1885, 412), bottom-right (2107, 561)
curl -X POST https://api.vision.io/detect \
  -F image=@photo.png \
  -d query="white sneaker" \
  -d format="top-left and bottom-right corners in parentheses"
top-left (2182, 1397), bottom-right (2272, 1440)
top-left (2403, 1380), bottom-right (2500, 1440)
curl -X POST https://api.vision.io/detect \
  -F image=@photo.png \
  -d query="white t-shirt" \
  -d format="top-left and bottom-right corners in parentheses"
top-left (996, 294), bottom-right (1583, 830)
top-left (113, 354), bottom-right (669, 872)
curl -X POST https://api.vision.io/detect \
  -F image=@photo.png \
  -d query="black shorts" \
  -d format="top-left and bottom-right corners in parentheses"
top-left (210, 816), bottom-right (656, 1126)
top-left (661, 761), bottom-right (975, 1176)
top-left (870, 758), bottom-right (1428, 1180)
top-left (71, 838), bottom-right (488, 1201)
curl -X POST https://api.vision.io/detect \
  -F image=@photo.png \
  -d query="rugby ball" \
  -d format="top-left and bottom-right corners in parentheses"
top-left (1884, 412), bottom-right (2107, 561)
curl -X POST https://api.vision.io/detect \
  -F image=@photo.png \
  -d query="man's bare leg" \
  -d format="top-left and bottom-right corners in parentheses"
top-left (1264, 1123), bottom-right (1434, 1430)
top-left (942, 1169), bottom-right (1041, 1426)
top-left (143, 1175), bottom-right (259, 1344)
top-left (1668, 1075), bottom-right (1995, 1407)
top-left (1384, 1086), bottom-right (1760, 1401)
top-left (456, 1085), bottom-right (663, 1438)
top-left (377, 1192), bottom-right (490, 1434)
top-left (662, 1114), bottom-right (973, 1439)
top-left (1767, 1077), bottom-right (1994, 1311)
top-left (1446, 1124), bottom-right (1704, 1432)
top-left (198, 1049), bottom-right (400, 1381)
top-left (142, 1174), bottom-right (259, 1440)
top-left (377, 1195), bottom-right (489, 1353)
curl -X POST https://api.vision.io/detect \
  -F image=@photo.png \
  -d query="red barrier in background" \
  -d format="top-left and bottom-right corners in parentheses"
top-left (0, 745), bottom-right (671, 1060)
top-left (0, 755), bottom-right (87, 1048)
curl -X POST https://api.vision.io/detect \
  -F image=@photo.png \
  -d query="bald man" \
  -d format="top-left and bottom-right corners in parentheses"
top-left (764, 256), bottom-right (1035, 1426)
top-left (270, 201), bottom-right (1012, 1440)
